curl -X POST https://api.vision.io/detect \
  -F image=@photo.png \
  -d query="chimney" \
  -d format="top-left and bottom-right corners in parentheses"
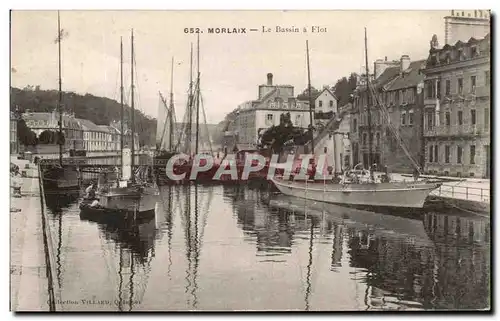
top-left (267, 73), bottom-right (273, 86)
top-left (385, 56), bottom-right (387, 61)
top-left (400, 55), bottom-right (410, 72)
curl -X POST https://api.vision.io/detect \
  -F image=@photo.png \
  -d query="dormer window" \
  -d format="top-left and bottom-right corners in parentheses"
top-left (471, 46), bottom-right (478, 57)
top-left (445, 53), bottom-right (451, 64)
top-left (430, 53), bottom-right (437, 66)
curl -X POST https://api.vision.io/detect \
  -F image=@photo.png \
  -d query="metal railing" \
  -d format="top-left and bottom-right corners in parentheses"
top-left (433, 184), bottom-right (490, 203)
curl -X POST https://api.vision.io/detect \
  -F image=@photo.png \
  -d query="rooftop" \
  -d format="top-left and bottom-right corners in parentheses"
top-left (77, 118), bottom-right (102, 131)
top-left (385, 60), bottom-right (426, 91)
top-left (356, 66), bottom-right (401, 94)
top-left (426, 34), bottom-right (491, 69)
top-left (23, 112), bottom-right (83, 130)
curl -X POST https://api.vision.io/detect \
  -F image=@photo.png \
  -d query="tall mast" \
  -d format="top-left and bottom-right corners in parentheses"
top-left (130, 29), bottom-right (135, 179)
top-left (187, 43), bottom-right (193, 156)
top-left (169, 57), bottom-right (174, 151)
top-left (120, 37), bottom-right (124, 177)
top-left (57, 11), bottom-right (63, 166)
top-left (364, 27), bottom-right (374, 180)
top-left (195, 33), bottom-right (200, 155)
top-left (306, 40), bottom-right (314, 155)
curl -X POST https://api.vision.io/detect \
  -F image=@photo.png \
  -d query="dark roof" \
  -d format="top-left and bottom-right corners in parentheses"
top-left (425, 33), bottom-right (490, 70)
top-left (385, 60), bottom-right (426, 91)
top-left (356, 66), bottom-right (401, 93)
top-left (437, 34), bottom-right (490, 52)
top-left (23, 112), bottom-right (83, 130)
top-left (77, 118), bottom-right (102, 131)
top-left (317, 87), bottom-right (338, 101)
top-left (257, 87), bottom-right (278, 102)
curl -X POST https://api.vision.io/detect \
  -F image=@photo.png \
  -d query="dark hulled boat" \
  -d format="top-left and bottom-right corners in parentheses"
top-left (41, 12), bottom-right (79, 191)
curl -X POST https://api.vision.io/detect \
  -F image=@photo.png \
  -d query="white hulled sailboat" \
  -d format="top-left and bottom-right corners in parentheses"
top-left (271, 30), bottom-right (441, 209)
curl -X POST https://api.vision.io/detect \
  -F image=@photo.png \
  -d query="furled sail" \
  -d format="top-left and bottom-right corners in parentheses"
top-left (155, 94), bottom-right (168, 150)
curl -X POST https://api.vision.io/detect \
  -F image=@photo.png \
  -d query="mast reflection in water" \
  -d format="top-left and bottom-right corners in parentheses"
top-left (43, 184), bottom-right (489, 311)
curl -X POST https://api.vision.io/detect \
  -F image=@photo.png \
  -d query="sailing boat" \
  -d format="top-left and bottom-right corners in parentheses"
top-left (169, 35), bottom-right (218, 182)
top-left (155, 58), bottom-right (177, 156)
top-left (271, 33), bottom-right (441, 209)
top-left (155, 58), bottom-right (179, 184)
top-left (80, 30), bottom-right (159, 215)
top-left (42, 11), bottom-right (79, 191)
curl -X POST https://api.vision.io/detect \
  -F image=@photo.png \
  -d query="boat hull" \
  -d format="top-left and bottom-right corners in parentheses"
top-left (269, 195), bottom-right (434, 247)
top-left (79, 201), bottom-right (155, 220)
top-left (271, 178), bottom-right (440, 209)
top-left (96, 186), bottom-right (159, 213)
top-left (42, 166), bottom-right (79, 191)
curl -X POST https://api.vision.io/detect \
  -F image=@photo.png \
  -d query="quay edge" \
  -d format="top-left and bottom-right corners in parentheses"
top-left (38, 164), bottom-right (64, 311)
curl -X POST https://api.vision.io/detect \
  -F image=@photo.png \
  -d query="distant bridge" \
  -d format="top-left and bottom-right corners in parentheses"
top-left (37, 153), bottom-right (168, 169)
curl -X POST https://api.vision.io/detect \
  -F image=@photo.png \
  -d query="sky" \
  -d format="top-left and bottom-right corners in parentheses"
top-left (10, 10), bottom-right (447, 124)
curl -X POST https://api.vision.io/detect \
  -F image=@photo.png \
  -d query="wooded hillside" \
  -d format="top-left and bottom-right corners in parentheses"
top-left (10, 86), bottom-right (157, 147)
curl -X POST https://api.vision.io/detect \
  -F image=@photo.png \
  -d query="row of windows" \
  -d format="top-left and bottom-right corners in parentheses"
top-left (267, 101), bottom-right (306, 109)
top-left (265, 113), bottom-right (303, 126)
top-left (385, 88), bottom-right (416, 106)
top-left (400, 110), bottom-right (415, 126)
top-left (355, 87), bottom-right (417, 108)
top-left (451, 10), bottom-right (489, 18)
top-left (351, 111), bottom-right (384, 132)
top-left (426, 107), bottom-right (489, 128)
top-left (82, 142), bottom-right (136, 150)
top-left (318, 100), bottom-right (335, 108)
top-left (352, 108), bottom-right (410, 133)
top-left (428, 144), bottom-right (477, 164)
top-left (426, 72), bottom-right (489, 99)
top-left (361, 132), bottom-right (381, 146)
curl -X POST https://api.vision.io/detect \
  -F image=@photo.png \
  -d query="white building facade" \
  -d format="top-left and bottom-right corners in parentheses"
top-left (314, 87), bottom-right (338, 114)
top-left (232, 73), bottom-right (314, 146)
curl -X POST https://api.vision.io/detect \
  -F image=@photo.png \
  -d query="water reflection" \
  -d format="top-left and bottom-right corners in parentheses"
top-left (44, 191), bottom-right (80, 290)
top-left (42, 183), bottom-right (489, 311)
top-left (44, 191), bottom-right (80, 213)
top-left (226, 185), bottom-right (297, 257)
top-left (267, 195), bottom-right (490, 310)
top-left (178, 184), bottom-right (214, 309)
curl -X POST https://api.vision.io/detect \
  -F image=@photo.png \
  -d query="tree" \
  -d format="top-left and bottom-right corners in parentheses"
top-left (258, 112), bottom-right (308, 154)
top-left (17, 119), bottom-right (38, 146)
top-left (333, 73), bottom-right (358, 106)
top-left (38, 130), bottom-right (56, 144)
top-left (296, 86), bottom-right (320, 102)
top-left (10, 86), bottom-right (157, 147)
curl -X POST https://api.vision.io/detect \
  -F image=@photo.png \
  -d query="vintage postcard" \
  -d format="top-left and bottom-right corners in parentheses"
top-left (10, 10), bottom-right (491, 312)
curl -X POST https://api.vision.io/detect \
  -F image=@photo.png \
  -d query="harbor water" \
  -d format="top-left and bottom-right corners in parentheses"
top-left (43, 183), bottom-right (490, 311)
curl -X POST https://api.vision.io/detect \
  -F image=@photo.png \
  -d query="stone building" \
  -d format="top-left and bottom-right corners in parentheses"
top-left (422, 33), bottom-right (491, 178)
top-left (22, 111), bottom-right (84, 152)
top-left (382, 58), bottom-right (426, 171)
top-left (10, 112), bottom-right (18, 154)
top-left (231, 73), bottom-right (314, 146)
top-left (314, 87), bottom-right (338, 116)
top-left (445, 10), bottom-right (491, 46)
top-left (350, 54), bottom-right (426, 173)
